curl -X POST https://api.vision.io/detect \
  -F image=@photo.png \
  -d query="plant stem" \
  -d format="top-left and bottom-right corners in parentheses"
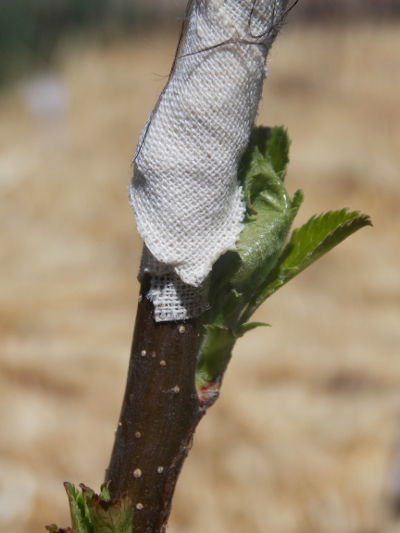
top-left (105, 274), bottom-right (206, 533)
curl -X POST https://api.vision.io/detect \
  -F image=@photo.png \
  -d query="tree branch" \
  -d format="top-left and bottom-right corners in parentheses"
top-left (105, 273), bottom-right (205, 533)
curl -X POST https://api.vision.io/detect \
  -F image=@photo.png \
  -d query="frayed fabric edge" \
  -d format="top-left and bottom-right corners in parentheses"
top-left (139, 247), bottom-right (209, 322)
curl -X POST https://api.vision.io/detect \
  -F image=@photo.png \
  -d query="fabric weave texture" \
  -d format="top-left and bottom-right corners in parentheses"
top-left (130, 0), bottom-right (289, 321)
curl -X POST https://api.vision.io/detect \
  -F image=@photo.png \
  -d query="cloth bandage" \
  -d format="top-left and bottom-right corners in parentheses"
top-left (130, 0), bottom-right (289, 321)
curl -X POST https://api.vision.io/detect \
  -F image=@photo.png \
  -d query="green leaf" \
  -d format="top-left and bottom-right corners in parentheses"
top-left (60, 483), bottom-right (132, 533)
top-left (99, 483), bottom-right (111, 501)
top-left (235, 322), bottom-right (270, 337)
top-left (46, 526), bottom-right (60, 532)
top-left (88, 492), bottom-right (132, 533)
top-left (233, 127), bottom-right (302, 297)
top-left (205, 251), bottom-right (242, 327)
top-left (45, 526), bottom-right (76, 533)
top-left (196, 325), bottom-right (236, 386)
top-left (80, 485), bottom-right (96, 533)
top-left (205, 126), bottom-right (301, 331)
top-left (246, 209), bottom-right (372, 314)
top-left (233, 184), bottom-right (302, 296)
top-left (64, 482), bottom-right (89, 533)
top-left (239, 126), bottom-right (290, 210)
top-left (198, 124), bottom-right (372, 392)
top-left (290, 189), bottom-right (305, 213)
top-left (239, 126), bottom-right (290, 193)
top-left (261, 126), bottom-right (290, 178)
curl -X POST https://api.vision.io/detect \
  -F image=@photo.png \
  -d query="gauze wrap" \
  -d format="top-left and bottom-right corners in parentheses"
top-left (130, 0), bottom-right (289, 321)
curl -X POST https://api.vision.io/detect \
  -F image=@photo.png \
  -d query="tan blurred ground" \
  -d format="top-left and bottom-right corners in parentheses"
top-left (1, 21), bottom-right (400, 533)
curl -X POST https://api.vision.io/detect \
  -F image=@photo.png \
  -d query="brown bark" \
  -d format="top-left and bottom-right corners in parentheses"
top-left (105, 274), bottom-right (205, 533)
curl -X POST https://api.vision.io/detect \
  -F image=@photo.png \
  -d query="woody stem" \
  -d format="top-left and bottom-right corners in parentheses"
top-left (105, 274), bottom-right (205, 533)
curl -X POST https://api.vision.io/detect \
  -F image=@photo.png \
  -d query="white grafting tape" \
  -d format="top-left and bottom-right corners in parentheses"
top-left (130, 0), bottom-right (290, 321)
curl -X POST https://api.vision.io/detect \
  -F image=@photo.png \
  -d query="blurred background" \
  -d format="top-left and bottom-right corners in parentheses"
top-left (1, 1), bottom-right (400, 532)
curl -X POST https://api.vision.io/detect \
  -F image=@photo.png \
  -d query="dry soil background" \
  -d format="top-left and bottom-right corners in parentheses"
top-left (1, 21), bottom-right (400, 533)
